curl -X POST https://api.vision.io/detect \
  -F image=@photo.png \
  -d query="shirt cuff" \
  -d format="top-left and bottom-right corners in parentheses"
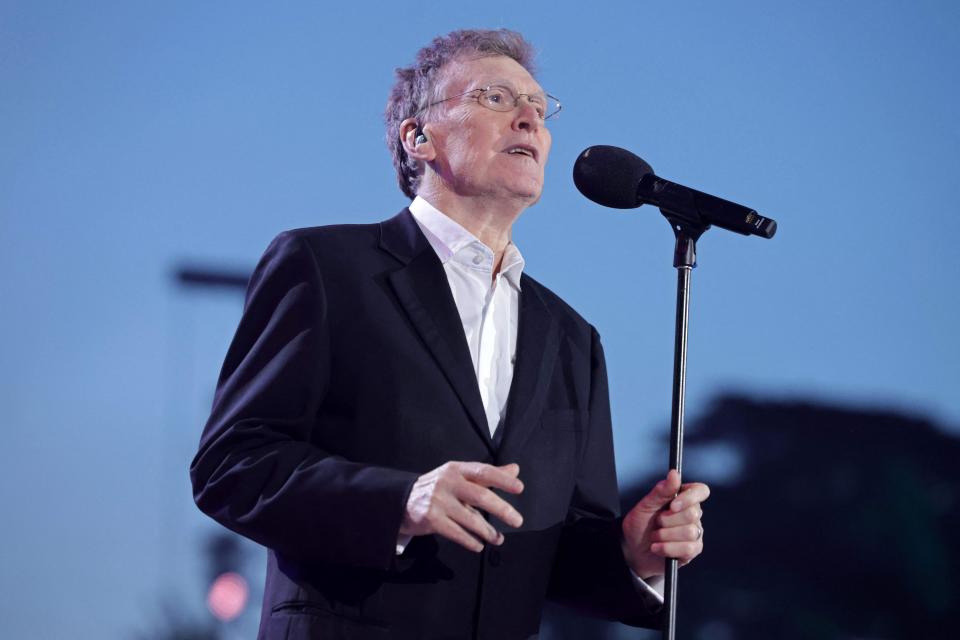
top-left (396, 533), bottom-right (412, 555)
top-left (628, 568), bottom-right (665, 607)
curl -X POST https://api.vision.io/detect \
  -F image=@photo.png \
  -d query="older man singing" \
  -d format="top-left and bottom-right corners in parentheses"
top-left (191, 28), bottom-right (709, 640)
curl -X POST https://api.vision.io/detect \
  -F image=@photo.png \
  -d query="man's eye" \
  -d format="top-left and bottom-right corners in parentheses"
top-left (528, 96), bottom-right (546, 118)
top-left (486, 91), bottom-right (506, 104)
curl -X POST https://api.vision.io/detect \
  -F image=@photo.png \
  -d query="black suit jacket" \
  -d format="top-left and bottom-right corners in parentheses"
top-left (190, 209), bottom-right (661, 639)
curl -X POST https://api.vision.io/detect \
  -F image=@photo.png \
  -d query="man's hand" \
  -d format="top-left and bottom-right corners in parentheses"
top-left (400, 461), bottom-right (525, 553)
top-left (621, 469), bottom-right (709, 579)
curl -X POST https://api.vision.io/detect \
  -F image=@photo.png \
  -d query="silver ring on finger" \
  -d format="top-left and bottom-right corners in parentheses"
top-left (696, 525), bottom-right (703, 540)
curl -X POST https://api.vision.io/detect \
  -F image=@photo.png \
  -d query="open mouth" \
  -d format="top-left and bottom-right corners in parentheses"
top-left (505, 145), bottom-right (538, 162)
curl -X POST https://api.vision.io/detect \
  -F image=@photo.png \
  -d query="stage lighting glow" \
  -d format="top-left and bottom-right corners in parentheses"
top-left (206, 571), bottom-right (248, 621)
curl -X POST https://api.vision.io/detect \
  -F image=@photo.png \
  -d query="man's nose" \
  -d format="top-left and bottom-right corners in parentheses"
top-left (512, 99), bottom-right (541, 132)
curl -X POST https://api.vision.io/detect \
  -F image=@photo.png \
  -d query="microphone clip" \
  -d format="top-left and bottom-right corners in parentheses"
top-left (662, 209), bottom-right (709, 269)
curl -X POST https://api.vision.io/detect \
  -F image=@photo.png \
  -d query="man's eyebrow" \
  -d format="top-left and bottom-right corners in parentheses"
top-left (481, 79), bottom-right (546, 95)
top-left (478, 79), bottom-right (547, 96)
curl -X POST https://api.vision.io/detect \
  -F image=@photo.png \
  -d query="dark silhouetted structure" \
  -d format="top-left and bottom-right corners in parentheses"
top-left (542, 394), bottom-right (960, 639)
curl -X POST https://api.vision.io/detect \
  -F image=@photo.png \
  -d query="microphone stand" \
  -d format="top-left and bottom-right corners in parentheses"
top-left (661, 210), bottom-right (708, 640)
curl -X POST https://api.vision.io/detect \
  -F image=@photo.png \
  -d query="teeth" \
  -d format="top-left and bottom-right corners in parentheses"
top-left (509, 148), bottom-right (533, 157)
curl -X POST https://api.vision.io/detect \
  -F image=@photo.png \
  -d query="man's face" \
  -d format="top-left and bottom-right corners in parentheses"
top-left (425, 55), bottom-right (553, 206)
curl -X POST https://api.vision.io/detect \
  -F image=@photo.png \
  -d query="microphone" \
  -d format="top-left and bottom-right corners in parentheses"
top-left (573, 145), bottom-right (777, 239)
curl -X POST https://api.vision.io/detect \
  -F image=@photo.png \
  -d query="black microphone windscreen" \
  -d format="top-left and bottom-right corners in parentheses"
top-left (573, 145), bottom-right (653, 209)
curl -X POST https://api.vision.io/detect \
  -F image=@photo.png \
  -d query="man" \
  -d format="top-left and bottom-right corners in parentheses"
top-left (191, 29), bottom-right (709, 640)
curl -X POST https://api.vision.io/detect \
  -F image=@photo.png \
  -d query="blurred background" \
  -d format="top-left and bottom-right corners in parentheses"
top-left (1, 1), bottom-right (958, 638)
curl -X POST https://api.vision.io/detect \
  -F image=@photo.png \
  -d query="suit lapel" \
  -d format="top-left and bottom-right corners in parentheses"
top-left (381, 210), bottom-right (495, 452)
top-left (497, 277), bottom-right (559, 458)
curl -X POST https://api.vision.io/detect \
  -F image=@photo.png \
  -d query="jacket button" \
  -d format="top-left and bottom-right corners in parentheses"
top-left (488, 549), bottom-right (501, 567)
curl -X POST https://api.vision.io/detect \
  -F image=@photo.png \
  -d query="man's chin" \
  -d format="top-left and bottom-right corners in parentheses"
top-left (523, 191), bottom-right (543, 206)
top-left (496, 189), bottom-right (542, 210)
top-left (507, 179), bottom-right (544, 205)
top-left (446, 177), bottom-right (544, 209)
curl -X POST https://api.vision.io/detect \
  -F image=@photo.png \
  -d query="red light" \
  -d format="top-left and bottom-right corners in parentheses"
top-left (207, 571), bottom-right (249, 621)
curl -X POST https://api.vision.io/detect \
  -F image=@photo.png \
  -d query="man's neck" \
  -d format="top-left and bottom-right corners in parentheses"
top-left (416, 189), bottom-right (526, 276)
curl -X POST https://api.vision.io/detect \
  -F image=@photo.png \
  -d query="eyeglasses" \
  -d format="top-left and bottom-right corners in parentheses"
top-left (424, 85), bottom-right (562, 121)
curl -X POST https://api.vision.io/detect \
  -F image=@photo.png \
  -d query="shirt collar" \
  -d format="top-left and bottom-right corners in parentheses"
top-left (409, 196), bottom-right (525, 290)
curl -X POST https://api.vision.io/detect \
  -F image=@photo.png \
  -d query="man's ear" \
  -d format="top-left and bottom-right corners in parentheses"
top-left (400, 117), bottom-right (434, 161)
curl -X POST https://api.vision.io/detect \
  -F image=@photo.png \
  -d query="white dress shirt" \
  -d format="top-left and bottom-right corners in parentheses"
top-left (402, 196), bottom-right (664, 606)
top-left (409, 196), bottom-right (524, 437)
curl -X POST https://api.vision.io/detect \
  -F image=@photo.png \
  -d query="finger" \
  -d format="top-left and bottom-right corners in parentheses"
top-left (650, 524), bottom-right (702, 543)
top-left (460, 462), bottom-right (524, 494)
top-left (649, 540), bottom-right (703, 562)
top-left (435, 516), bottom-right (486, 553)
top-left (657, 505), bottom-right (702, 528)
top-left (498, 463), bottom-right (520, 477)
top-left (666, 468), bottom-right (682, 489)
top-left (669, 482), bottom-right (711, 512)
top-left (636, 471), bottom-right (682, 512)
top-left (449, 502), bottom-right (505, 546)
top-left (458, 482), bottom-right (524, 528)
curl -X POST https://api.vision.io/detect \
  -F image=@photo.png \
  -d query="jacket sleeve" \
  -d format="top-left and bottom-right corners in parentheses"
top-left (189, 232), bottom-right (417, 571)
top-left (546, 327), bottom-right (663, 628)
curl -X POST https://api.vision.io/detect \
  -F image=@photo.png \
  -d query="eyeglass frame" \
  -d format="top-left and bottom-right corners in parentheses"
top-left (421, 84), bottom-right (562, 121)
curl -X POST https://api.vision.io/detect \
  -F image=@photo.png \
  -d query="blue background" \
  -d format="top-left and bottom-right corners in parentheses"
top-left (2, 1), bottom-right (958, 637)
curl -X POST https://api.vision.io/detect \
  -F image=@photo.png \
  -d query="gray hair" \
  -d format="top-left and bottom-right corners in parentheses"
top-left (384, 29), bottom-right (537, 199)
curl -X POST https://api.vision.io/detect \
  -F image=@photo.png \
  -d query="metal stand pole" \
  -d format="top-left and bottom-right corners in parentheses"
top-left (662, 224), bottom-right (703, 640)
